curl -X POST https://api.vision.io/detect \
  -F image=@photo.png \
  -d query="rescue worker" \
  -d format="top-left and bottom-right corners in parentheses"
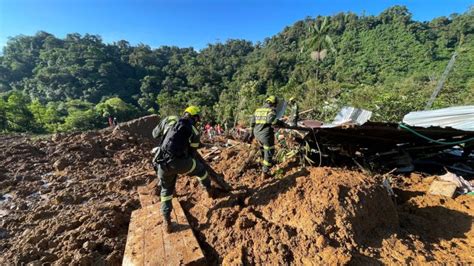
top-left (249, 96), bottom-right (283, 178)
top-left (152, 106), bottom-right (212, 233)
top-left (288, 97), bottom-right (299, 127)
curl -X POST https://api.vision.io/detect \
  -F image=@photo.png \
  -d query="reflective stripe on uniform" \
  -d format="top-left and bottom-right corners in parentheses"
top-left (262, 160), bottom-right (272, 166)
top-left (189, 126), bottom-right (200, 147)
top-left (161, 195), bottom-right (173, 202)
top-left (254, 108), bottom-right (271, 124)
top-left (196, 171), bottom-right (208, 181)
top-left (184, 159), bottom-right (196, 174)
top-left (263, 145), bottom-right (275, 150)
top-left (192, 126), bottom-right (199, 135)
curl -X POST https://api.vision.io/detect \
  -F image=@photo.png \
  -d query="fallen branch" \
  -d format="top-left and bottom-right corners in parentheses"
top-left (123, 170), bottom-right (155, 180)
top-left (203, 149), bottom-right (221, 159)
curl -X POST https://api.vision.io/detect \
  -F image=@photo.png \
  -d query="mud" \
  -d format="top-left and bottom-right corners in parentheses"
top-left (0, 126), bottom-right (473, 265)
top-left (0, 129), bottom-right (156, 265)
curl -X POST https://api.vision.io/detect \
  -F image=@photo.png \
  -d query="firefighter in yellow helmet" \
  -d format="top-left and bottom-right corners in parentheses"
top-left (249, 96), bottom-right (283, 178)
top-left (152, 105), bottom-right (212, 233)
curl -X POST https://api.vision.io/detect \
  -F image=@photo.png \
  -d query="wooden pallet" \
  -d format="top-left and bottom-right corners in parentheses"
top-left (122, 186), bottom-right (205, 265)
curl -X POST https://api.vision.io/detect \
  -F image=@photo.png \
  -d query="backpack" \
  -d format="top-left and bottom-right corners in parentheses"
top-left (152, 115), bottom-right (179, 145)
top-left (160, 118), bottom-right (193, 158)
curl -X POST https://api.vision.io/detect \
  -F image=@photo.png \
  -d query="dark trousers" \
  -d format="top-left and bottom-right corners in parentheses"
top-left (256, 136), bottom-right (275, 173)
top-left (157, 156), bottom-right (211, 218)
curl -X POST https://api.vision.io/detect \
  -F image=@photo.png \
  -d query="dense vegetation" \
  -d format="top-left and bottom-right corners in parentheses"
top-left (0, 6), bottom-right (473, 133)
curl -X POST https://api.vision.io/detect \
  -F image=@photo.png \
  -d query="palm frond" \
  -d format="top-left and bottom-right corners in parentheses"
top-left (325, 35), bottom-right (337, 54)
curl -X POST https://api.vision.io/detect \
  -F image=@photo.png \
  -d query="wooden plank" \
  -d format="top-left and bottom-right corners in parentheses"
top-left (428, 180), bottom-right (457, 197)
top-left (137, 185), bottom-right (159, 207)
top-left (123, 210), bottom-right (145, 266)
top-left (143, 205), bottom-right (163, 265)
top-left (123, 200), bottom-right (206, 265)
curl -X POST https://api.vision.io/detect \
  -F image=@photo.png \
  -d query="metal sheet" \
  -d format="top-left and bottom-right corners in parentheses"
top-left (403, 106), bottom-right (474, 132)
top-left (275, 100), bottom-right (287, 120)
top-left (322, 106), bottom-right (372, 128)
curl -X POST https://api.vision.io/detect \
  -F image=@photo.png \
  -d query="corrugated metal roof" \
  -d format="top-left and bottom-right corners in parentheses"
top-left (322, 107), bottom-right (372, 128)
top-left (403, 106), bottom-right (474, 132)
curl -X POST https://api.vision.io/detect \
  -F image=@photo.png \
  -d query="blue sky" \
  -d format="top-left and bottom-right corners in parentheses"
top-left (0, 0), bottom-right (472, 51)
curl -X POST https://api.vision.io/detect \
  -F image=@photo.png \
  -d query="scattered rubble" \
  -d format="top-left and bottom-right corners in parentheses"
top-left (0, 118), bottom-right (473, 264)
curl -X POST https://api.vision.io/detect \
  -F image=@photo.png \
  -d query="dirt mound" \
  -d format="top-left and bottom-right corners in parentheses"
top-left (180, 156), bottom-right (399, 264)
top-left (113, 114), bottom-right (159, 139)
top-left (0, 129), bottom-right (155, 265)
top-left (384, 173), bottom-right (474, 263)
top-left (1, 129), bottom-right (473, 264)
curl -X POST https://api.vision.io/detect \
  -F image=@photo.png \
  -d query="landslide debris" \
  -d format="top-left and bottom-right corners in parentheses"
top-left (1, 121), bottom-right (473, 265)
top-left (0, 128), bottom-right (157, 265)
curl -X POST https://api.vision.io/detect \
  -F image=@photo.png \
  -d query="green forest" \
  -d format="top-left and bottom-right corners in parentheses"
top-left (0, 6), bottom-right (473, 133)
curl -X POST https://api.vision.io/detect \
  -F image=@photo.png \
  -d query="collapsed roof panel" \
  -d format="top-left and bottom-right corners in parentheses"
top-left (313, 122), bottom-right (474, 149)
top-left (403, 106), bottom-right (474, 132)
top-left (322, 107), bottom-right (373, 128)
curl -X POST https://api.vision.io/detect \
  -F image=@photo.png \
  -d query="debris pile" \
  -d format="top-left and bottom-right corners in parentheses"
top-left (296, 106), bottom-right (474, 176)
top-left (181, 165), bottom-right (399, 264)
top-left (0, 129), bottom-right (156, 265)
top-left (1, 117), bottom-right (473, 264)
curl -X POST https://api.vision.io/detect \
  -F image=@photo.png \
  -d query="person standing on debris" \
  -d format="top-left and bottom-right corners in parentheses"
top-left (108, 115), bottom-right (114, 127)
top-left (152, 106), bottom-right (213, 233)
top-left (215, 124), bottom-right (223, 135)
top-left (205, 122), bottom-right (213, 140)
top-left (223, 119), bottom-right (230, 135)
top-left (249, 96), bottom-right (283, 178)
top-left (288, 97), bottom-right (299, 127)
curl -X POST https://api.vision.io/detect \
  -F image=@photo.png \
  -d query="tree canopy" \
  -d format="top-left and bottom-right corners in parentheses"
top-left (0, 6), bottom-right (473, 133)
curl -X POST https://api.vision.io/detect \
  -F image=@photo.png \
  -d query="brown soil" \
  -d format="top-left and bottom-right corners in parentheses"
top-left (0, 126), bottom-right (473, 265)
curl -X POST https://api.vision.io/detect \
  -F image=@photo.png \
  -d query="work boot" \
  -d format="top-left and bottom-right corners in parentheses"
top-left (163, 216), bottom-right (172, 234)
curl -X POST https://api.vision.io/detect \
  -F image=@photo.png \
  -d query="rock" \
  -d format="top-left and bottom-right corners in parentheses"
top-left (36, 238), bottom-right (49, 249)
top-left (0, 228), bottom-right (8, 239)
top-left (78, 215), bottom-right (90, 223)
top-left (53, 159), bottom-right (69, 172)
top-left (82, 241), bottom-right (97, 251)
top-left (51, 133), bottom-right (64, 142)
top-left (53, 224), bottom-right (67, 235)
top-left (17, 202), bottom-right (28, 210)
top-left (26, 235), bottom-right (44, 245)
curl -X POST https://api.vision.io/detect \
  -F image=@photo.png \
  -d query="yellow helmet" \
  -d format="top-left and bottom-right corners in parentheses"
top-left (184, 105), bottom-right (201, 116)
top-left (266, 95), bottom-right (277, 104)
top-left (289, 97), bottom-right (295, 102)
